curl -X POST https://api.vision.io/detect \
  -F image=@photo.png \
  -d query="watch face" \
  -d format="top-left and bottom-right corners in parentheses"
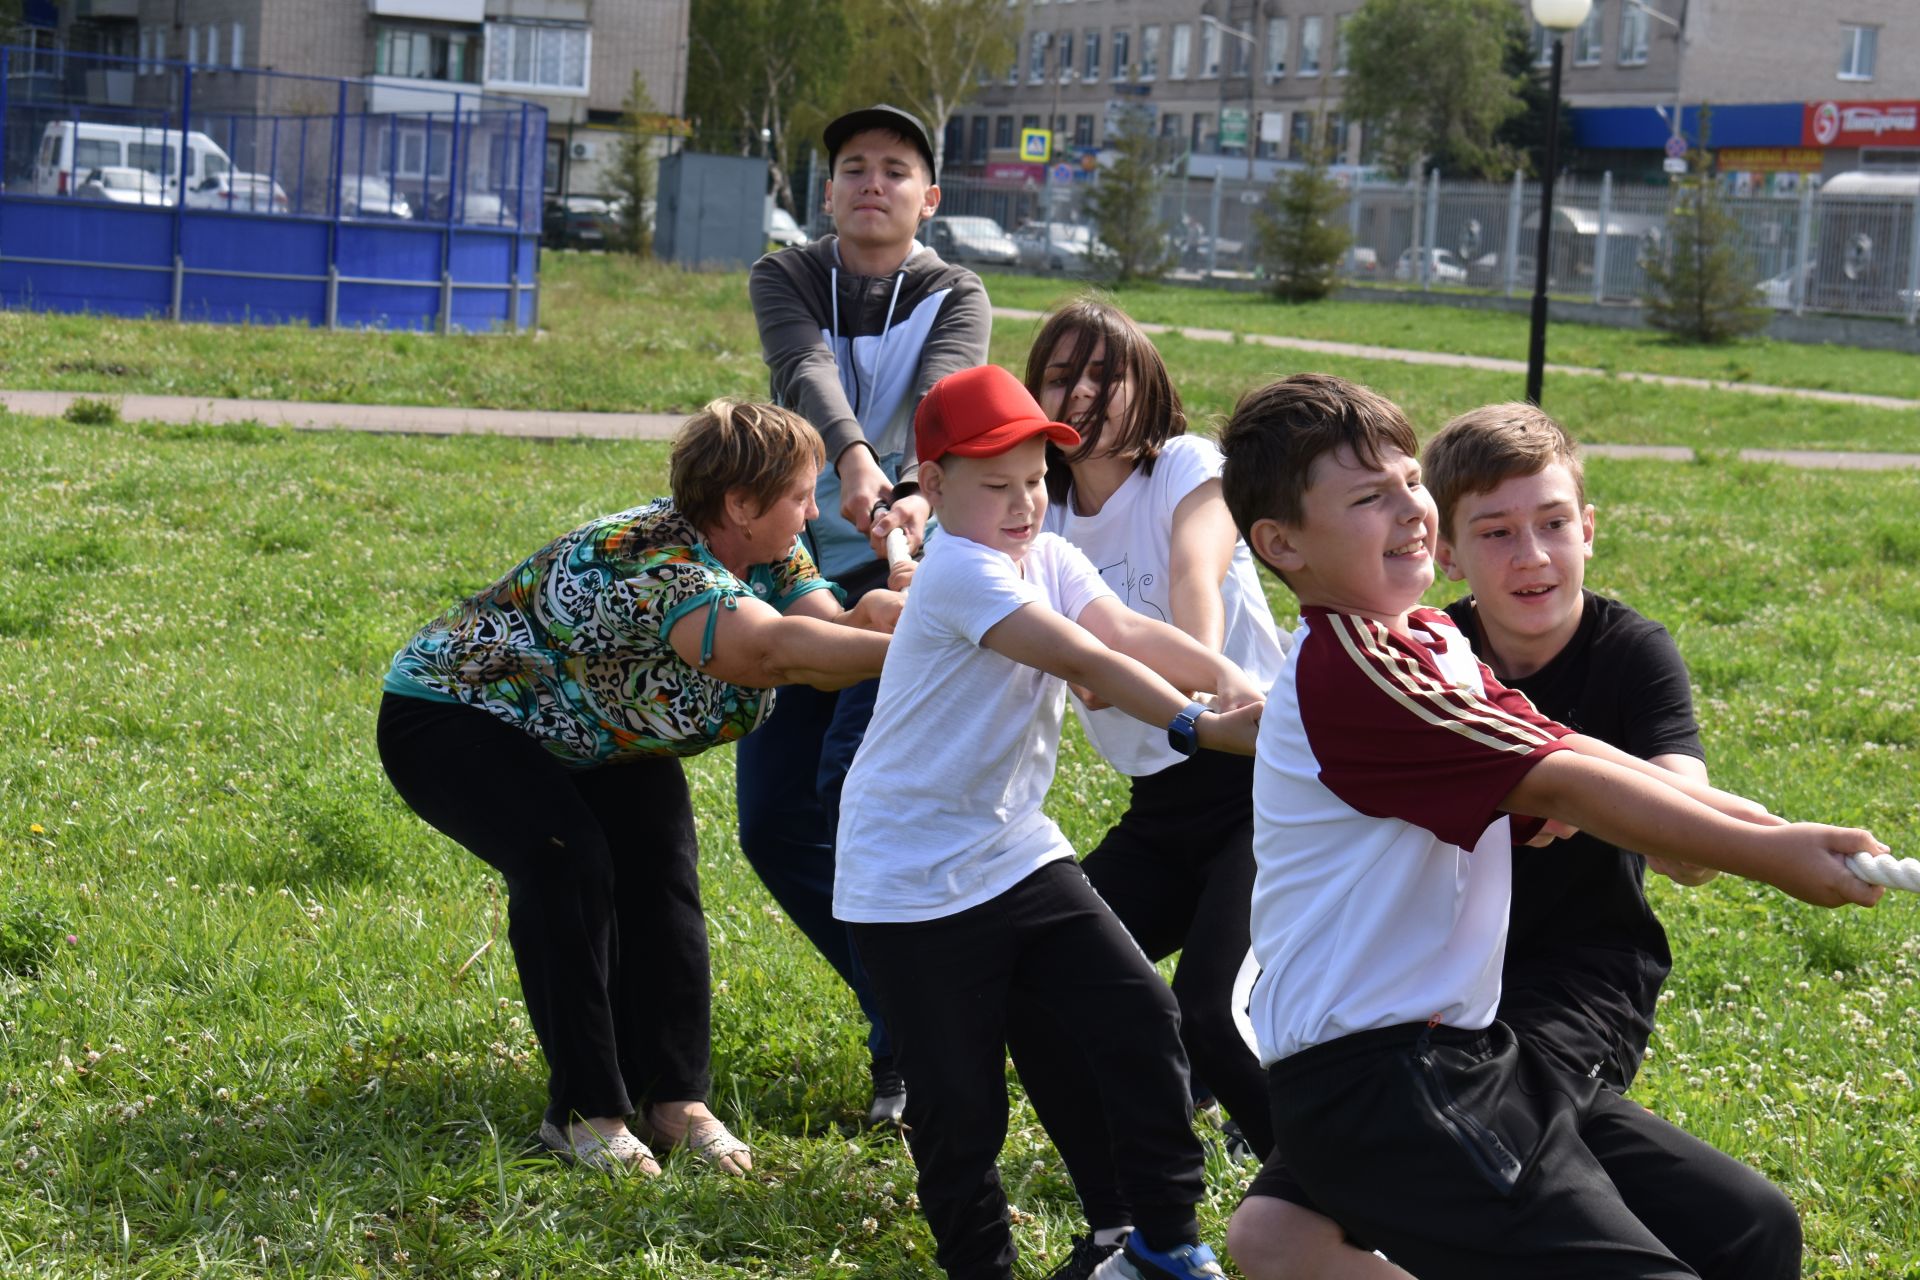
top-left (1167, 711), bottom-right (1199, 756)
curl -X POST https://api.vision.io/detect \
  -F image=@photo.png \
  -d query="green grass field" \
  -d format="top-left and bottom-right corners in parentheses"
top-left (1, 399), bottom-right (1915, 1277)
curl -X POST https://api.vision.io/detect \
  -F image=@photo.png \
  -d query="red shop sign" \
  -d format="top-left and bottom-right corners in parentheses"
top-left (1803, 100), bottom-right (1920, 148)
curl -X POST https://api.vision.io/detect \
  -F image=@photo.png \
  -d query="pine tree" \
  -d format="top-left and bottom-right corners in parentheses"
top-left (606, 74), bottom-right (659, 257)
top-left (1083, 104), bottom-right (1174, 284)
top-left (1644, 120), bottom-right (1769, 343)
top-left (1253, 129), bottom-right (1351, 302)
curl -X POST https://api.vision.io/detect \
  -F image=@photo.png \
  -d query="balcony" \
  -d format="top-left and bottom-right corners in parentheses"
top-left (369, 0), bottom-right (486, 21)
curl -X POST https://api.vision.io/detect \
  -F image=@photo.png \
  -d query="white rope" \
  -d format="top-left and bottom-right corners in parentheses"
top-left (885, 528), bottom-right (912, 571)
top-left (1849, 852), bottom-right (1920, 893)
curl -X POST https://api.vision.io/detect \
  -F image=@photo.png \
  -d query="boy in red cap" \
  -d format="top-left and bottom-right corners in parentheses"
top-left (834, 364), bottom-right (1263, 1280)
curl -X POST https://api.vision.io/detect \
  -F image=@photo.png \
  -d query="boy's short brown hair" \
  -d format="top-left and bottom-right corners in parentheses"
top-left (670, 399), bottom-right (825, 532)
top-left (1219, 374), bottom-right (1419, 570)
top-left (1423, 403), bottom-right (1585, 540)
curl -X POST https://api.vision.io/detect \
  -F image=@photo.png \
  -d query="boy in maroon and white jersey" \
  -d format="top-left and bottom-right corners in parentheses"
top-left (1214, 373), bottom-right (1884, 1280)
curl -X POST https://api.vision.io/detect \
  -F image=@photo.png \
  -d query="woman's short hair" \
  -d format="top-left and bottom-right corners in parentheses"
top-left (671, 399), bottom-right (825, 531)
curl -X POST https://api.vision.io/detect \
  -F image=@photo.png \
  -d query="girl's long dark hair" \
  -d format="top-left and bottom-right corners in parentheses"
top-left (1022, 295), bottom-right (1186, 503)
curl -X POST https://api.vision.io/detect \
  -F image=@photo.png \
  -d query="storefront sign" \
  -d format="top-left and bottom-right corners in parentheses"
top-left (1717, 147), bottom-right (1824, 173)
top-left (1803, 100), bottom-right (1920, 148)
top-left (985, 162), bottom-right (1043, 183)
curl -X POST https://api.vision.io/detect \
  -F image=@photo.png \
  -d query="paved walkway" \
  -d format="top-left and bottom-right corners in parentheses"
top-left (992, 307), bottom-right (1920, 415)
top-left (7, 309), bottom-right (1919, 472)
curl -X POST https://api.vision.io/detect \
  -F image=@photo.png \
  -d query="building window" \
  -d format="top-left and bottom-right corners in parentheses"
top-left (1289, 110), bottom-right (1315, 160)
top-left (1266, 16), bottom-right (1288, 77)
top-left (188, 25), bottom-right (198, 65)
top-left (1299, 15), bottom-right (1322, 76)
top-left (484, 22), bottom-right (587, 93)
top-left (1161, 111), bottom-right (1182, 139)
top-left (1140, 24), bottom-right (1161, 79)
top-left (1573, 1), bottom-right (1604, 65)
top-left (1618, 1), bottom-right (1648, 65)
top-left (1029, 30), bottom-right (1048, 82)
top-left (1085, 30), bottom-right (1102, 78)
top-left (1325, 110), bottom-right (1345, 162)
top-left (1058, 31), bottom-right (1075, 78)
top-left (206, 24), bottom-right (220, 68)
top-left (971, 115), bottom-right (990, 162)
top-left (1334, 14), bottom-right (1350, 75)
top-left (1840, 24), bottom-right (1877, 80)
top-left (1200, 19), bottom-right (1220, 78)
top-left (378, 24), bottom-right (482, 83)
top-left (995, 115), bottom-right (1014, 149)
top-left (1230, 23), bottom-right (1251, 77)
top-left (1170, 23), bottom-right (1191, 79)
top-left (1022, 114), bottom-right (1041, 131)
top-left (1075, 114), bottom-right (1094, 146)
top-left (1191, 113), bottom-right (1211, 154)
top-left (1530, 23), bottom-right (1554, 67)
top-left (232, 22), bottom-right (244, 69)
top-left (1111, 29), bottom-right (1130, 79)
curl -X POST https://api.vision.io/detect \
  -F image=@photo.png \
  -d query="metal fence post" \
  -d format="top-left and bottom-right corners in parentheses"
top-left (1592, 171), bottom-right (1612, 304)
top-left (326, 79), bottom-right (347, 329)
top-left (1504, 169), bottom-right (1523, 297)
top-left (439, 93), bottom-right (465, 336)
top-left (171, 62), bottom-right (194, 321)
top-left (1907, 179), bottom-right (1920, 326)
top-left (1791, 182), bottom-right (1813, 316)
top-left (1207, 171), bottom-right (1223, 277)
top-left (1347, 180), bottom-right (1362, 278)
top-left (1421, 167), bottom-right (1440, 289)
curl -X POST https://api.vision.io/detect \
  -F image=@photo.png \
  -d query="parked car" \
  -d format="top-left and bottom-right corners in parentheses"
top-left (74, 165), bottom-right (165, 206)
top-left (198, 169), bottom-right (288, 214)
top-left (545, 195), bottom-right (614, 249)
top-left (423, 190), bottom-right (521, 228)
top-left (342, 175), bottom-right (414, 220)
top-left (1346, 246), bottom-right (1380, 278)
top-left (1012, 220), bottom-right (1102, 272)
top-left (33, 119), bottom-right (284, 212)
top-left (766, 205), bottom-right (808, 248)
top-left (1393, 247), bottom-right (1469, 284)
top-left (927, 215), bottom-right (1019, 267)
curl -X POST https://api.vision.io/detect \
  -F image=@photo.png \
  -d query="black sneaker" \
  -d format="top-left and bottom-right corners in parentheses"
top-left (866, 1065), bottom-right (906, 1128)
top-left (1045, 1233), bottom-right (1125, 1280)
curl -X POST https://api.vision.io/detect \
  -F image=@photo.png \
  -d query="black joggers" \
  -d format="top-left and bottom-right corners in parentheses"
top-left (377, 692), bottom-right (711, 1126)
top-left (850, 859), bottom-right (1207, 1280)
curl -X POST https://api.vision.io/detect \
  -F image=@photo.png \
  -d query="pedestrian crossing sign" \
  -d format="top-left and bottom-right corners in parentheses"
top-left (1020, 129), bottom-right (1052, 164)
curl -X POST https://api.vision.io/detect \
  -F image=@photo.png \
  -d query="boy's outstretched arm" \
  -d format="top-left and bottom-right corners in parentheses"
top-left (1502, 752), bottom-right (1884, 909)
top-left (981, 602), bottom-right (1261, 754)
top-left (1075, 596), bottom-right (1266, 711)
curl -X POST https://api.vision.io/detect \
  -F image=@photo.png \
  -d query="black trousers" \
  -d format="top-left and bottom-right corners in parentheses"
top-left (850, 861), bottom-right (1206, 1280)
top-left (1010, 750), bottom-right (1272, 1231)
top-left (377, 692), bottom-right (711, 1126)
top-left (1256, 1021), bottom-right (1801, 1280)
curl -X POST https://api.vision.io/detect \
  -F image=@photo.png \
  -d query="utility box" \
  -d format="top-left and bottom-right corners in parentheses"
top-left (655, 152), bottom-right (769, 270)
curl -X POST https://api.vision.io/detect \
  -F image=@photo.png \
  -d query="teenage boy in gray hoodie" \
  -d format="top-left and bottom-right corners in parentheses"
top-left (742, 104), bottom-right (991, 1125)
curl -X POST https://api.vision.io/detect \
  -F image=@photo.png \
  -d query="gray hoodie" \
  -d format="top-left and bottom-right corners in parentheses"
top-left (750, 234), bottom-right (990, 583)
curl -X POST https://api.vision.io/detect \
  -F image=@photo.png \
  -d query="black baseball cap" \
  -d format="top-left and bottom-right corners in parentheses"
top-left (823, 104), bottom-right (937, 184)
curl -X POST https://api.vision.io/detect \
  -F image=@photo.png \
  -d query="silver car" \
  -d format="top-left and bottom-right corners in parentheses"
top-left (927, 216), bottom-right (1019, 267)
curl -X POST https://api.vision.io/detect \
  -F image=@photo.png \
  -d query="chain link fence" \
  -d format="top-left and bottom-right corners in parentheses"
top-left (913, 166), bottom-right (1920, 324)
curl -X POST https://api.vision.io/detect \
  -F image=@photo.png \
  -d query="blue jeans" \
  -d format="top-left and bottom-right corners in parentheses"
top-left (735, 677), bottom-right (892, 1063)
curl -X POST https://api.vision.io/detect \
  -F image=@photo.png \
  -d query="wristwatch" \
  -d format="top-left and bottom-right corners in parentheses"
top-left (1166, 700), bottom-right (1209, 756)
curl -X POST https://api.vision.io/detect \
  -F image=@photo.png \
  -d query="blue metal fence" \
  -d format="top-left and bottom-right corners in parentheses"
top-left (0, 47), bottom-right (545, 332)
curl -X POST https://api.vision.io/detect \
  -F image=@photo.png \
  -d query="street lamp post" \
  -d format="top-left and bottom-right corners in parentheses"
top-left (1199, 13), bottom-right (1259, 183)
top-left (1524, 0), bottom-right (1592, 407)
top-left (1044, 37), bottom-right (1078, 262)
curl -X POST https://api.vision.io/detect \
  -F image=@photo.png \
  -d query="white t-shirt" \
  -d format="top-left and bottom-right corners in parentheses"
top-left (1248, 607), bottom-right (1571, 1064)
top-left (1043, 434), bottom-right (1289, 776)
top-left (834, 532), bottom-right (1116, 924)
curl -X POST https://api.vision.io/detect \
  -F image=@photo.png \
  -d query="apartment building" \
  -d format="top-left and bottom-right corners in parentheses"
top-left (46, 0), bottom-right (687, 194)
top-left (946, 0), bottom-right (1915, 187)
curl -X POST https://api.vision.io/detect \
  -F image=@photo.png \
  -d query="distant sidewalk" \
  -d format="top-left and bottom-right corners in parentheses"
top-left (991, 307), bottom-right (1920, 415)
top-left (0, 390), bottom-right (684, 441)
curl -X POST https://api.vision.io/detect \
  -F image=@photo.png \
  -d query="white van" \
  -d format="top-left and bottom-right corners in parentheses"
top-left (32, 121), bottom-right (287, 212)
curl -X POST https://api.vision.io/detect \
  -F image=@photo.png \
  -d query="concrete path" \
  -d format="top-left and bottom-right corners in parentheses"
top-left (0, 389), bottom-right (684, 441)
top-left (992, 307), bottom-right (1920, 415)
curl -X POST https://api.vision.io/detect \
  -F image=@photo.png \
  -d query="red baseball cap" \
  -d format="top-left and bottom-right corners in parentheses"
top-left (915, 365), bottom-right (1081, 462)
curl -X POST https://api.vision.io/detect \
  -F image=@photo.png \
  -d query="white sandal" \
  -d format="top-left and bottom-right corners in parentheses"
top-left (536, 1120), bottom-right (661, 1175)
top-left (639, 1112), bottom-right (753, 1175)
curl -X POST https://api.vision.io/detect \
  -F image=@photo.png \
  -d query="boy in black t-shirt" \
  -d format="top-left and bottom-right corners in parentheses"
top-left (1226, 403), bottom-right (1804, 1280)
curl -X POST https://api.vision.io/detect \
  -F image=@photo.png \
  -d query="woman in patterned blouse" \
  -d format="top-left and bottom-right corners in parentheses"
top-left (377, 400), bottom-right (900, 1175)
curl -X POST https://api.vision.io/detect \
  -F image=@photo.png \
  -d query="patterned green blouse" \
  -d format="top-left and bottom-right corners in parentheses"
top-left (383, 498), bottom-right (836, 766)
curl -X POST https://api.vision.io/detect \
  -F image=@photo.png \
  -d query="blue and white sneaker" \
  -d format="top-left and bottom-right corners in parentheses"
top-left (1089, 1234), bottom-right (1226, 1279)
